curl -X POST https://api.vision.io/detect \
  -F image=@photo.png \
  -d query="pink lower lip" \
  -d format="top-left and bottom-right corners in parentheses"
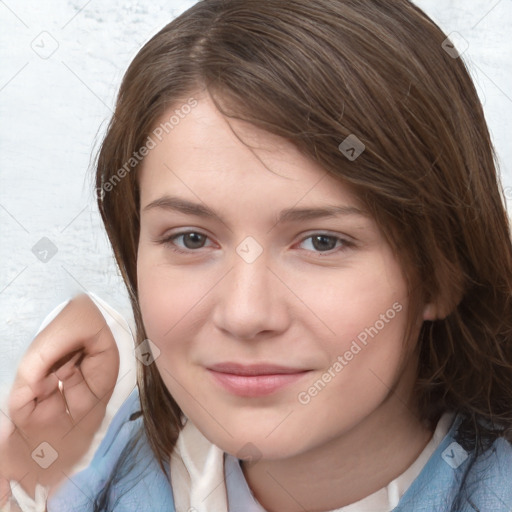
top-left (208, 369), bottom-right (310, 397)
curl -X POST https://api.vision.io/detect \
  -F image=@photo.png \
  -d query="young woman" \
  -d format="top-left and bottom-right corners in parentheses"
top-left (2, 0), bottom-right (511, 510)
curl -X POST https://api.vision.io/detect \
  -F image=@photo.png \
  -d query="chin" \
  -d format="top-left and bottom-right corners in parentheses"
top-left (194, 419), bottom-right (307, 461)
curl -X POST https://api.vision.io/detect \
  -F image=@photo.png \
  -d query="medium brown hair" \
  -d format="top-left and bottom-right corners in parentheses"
top-left (95, 0), bottom-right (512, 475)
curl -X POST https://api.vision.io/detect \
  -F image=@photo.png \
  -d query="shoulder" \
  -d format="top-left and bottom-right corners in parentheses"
top-left (464, 434), bottom-right (512, 510)
top-left (47, 387), bottom-right (176, 512)
top-left (395, 413), bottom-right (512, 512)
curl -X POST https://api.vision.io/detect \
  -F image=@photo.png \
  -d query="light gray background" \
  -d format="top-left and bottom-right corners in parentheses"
top-left (1, 0), bottom-right (511, 400)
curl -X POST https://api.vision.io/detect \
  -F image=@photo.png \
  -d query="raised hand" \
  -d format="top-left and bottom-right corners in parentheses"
top-left (0, 294), bottom-right (120, 501)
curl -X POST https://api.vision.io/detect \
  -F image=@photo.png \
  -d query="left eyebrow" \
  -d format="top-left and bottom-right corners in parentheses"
top-left (142, 195), bottom-right (368, 226)
top-left (278, 205), bottom-right (368, 223)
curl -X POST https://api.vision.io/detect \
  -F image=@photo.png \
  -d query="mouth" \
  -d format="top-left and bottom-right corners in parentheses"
top-left (207, 362), bottom-right (311, 397)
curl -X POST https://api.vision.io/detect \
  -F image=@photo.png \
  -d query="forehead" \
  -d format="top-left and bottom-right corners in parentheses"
top-left (138, 93), bottom-right (364, 213)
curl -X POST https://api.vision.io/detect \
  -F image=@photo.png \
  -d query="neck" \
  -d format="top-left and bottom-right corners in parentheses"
top-left (241, 374), bottom-right (433, 512)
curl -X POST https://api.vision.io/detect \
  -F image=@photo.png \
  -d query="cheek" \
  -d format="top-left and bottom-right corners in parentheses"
top-left (297, 261), bottom-right (408, 353)
top-left (137, 254), bottom-right (208, 341)
top-left (137, 266), bottom-right (176, 340)
top-left (293, 288), bottom-right (412, 447)
top-left (300, 255), bottom-right (412, 400)
top-left (332, 301), bottom-right (409, 391)
top-left (137, 263), bottom-right (204, 404)
top-left (311, 295), bottom-right (409, 402)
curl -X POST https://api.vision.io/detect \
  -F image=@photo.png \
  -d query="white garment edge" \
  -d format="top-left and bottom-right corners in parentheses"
top-left (170, 419), bottom-right (228, 512)
top-left (174, 412), bottom-right (456, 512)
top-left (8, 481), bottom-right (48, 512)
top-left (7, 293), bottom-right (137, 512)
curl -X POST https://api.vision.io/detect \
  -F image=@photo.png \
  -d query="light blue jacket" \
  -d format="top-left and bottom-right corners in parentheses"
top-left (47, 388), bottom-right (512, 511)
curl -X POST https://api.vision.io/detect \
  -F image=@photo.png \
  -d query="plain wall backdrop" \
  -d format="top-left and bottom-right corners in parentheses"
top-left (1, 0), bottom-right (511, 404)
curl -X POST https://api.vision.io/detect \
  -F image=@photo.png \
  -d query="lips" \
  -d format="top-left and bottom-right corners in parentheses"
top-left (208, 362), bottom-right (308, 375)
top-left (207, 362), bottom-right (311, 397)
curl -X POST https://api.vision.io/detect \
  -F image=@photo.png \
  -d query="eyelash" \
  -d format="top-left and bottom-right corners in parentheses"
top-left (157, 230), bottom-right (353, 256)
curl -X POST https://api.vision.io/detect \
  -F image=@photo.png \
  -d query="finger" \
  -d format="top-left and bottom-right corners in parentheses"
top-left (79, 343), bottom-right (119, 400)
top-left (18, 294), bottom-right (113, 387)
top-left (19, 326), bottom-right (107, 390)
top-left (54, 363), bottom-right (98, 426)
top-left (28, 385), bottom-right (71, 428)
top-left (11, 345), bottom-right (117, 433)
top-left (8, 353), bottom-right (87, 429)
top-left (52, 351), bottom-right (83, 382)
top-left (8, 378), bottom-right (68, 433)
top-left (7, 372), bottom-right (60, 423)
top-left (58, 352), bottom-right (118, 428)
top-left (10, 295), bottom-right (116, 406)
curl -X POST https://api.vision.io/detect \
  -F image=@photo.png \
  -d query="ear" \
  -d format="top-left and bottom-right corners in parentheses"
top-left (422, 302), bottom-right (438, 321)
top-left (422, 292), bottom-right (463, 321)
top-left (420, 264), bottom-right (466, 322)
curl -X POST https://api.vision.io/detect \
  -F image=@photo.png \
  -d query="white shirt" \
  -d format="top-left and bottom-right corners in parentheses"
top-left (224, 412), bottom-right (455, 512)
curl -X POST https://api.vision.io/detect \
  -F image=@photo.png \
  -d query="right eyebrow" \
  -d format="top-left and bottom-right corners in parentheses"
top-left (142, 196), bottom-right (225, 223)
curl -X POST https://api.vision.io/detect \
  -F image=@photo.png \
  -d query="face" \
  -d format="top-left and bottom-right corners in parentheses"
top-left (137, 92), bottom-right (423, 461)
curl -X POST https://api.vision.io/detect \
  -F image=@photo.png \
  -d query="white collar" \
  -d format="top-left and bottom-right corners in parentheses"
top-left (170, 412), bottom-right (455, 512)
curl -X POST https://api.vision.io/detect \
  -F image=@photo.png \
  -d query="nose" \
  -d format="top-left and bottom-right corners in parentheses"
top-left (212, 250), bottom-right (291, 340)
